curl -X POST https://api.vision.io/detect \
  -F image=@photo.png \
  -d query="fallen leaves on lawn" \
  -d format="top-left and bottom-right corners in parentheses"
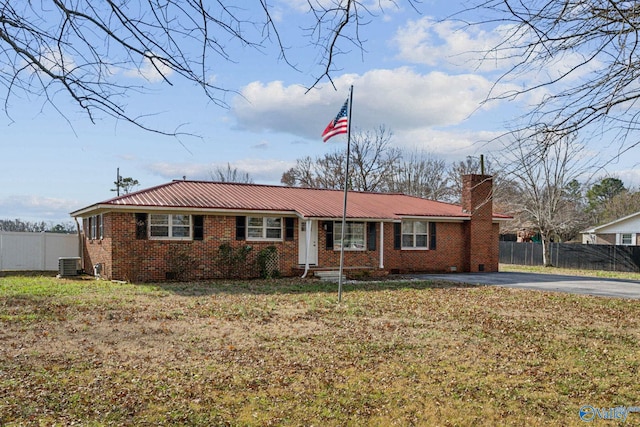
top-left (1, 277), bottom-right (639, 426)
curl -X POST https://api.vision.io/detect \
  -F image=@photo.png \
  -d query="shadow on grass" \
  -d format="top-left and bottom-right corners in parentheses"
top-left (144, 276), bottom-right (479, 297)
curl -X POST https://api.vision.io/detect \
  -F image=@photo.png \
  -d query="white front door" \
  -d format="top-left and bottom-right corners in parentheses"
top-left (298, 220), bottom-right (318, 265)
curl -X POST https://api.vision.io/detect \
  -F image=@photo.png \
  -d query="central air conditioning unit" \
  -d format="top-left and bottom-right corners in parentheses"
top-left (58, 257), bottom-right (81, 277)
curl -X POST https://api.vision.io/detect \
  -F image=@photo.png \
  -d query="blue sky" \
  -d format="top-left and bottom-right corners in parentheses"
top-left (2, 0), bottom-right (640, 224)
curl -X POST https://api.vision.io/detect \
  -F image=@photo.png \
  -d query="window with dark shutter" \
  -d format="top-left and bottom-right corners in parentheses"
top-left (236, 216), bottom-right (246, 240)
top-left (285, 217), bottom-right (295, 241)
top-left (193, 215), bottom-right (204, 241)
top-left (325, 221), bottom-right (334, 250)
top-left (88, 216), bottom-right (93, 239)
top-left (430, 222), bottom-right (437, 250)
top-left (393, 222), bottom-right (401, 250)
top-left (367, 222), bottom-right (376, 251)
top-left (135, 213), bottom-right (148, 240)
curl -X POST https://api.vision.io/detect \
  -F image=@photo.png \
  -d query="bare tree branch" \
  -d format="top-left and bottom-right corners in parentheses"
top-left (499, 130), bottom-right (589, 264)
top-left (0, 1), bottom-right (419, 135)
top-left (464, 0), bottom-right (640, 162)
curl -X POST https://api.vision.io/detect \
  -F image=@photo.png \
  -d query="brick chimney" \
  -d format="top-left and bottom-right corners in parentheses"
top-left (461, 174), bottom-right (498, 272)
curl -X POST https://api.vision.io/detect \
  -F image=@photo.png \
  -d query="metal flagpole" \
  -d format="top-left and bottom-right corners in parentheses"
top-left (338, 85), bottom-right (354, 303)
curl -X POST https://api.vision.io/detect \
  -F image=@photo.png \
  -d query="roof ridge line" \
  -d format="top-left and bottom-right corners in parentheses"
top-left (170, 180), bottom-right (422, 196)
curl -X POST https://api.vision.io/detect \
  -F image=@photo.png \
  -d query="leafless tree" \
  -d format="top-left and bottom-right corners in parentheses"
top-left (501, 131), bottom-right (587, 266)
top-left (0, 218), bottom-right (76, 233)
top-left (0, 218), bottom-right (46, 232)
top-left (315, 151), bottom-right (349, 190)
top-left (0, 1), bottom-right (418, 135)
top-left (598, 189), bottom-right (640, 226)
top-left (210, 163), bottom-right (253, 184)
top-left (466, 0), bottom-right (640, 161)
top-left (281, 127), bottom-right (398, 191)
top-left (350, 126), bottom-right (401, 192)
top-left (447, 155), bottom-right (521, 222)
top-left (388, 150), bottom-right (451, 201)
top-left (448, 156), bottom-right (493, 203)
top-left (281, 156), bottom-right (317, 188)
top-left (281, 152), bottom-right (346, 189)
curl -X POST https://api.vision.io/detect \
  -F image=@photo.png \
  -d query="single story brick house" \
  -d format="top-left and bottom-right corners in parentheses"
top-left (581, 211), bottom-right (640, 245)
top-left (70, 174), bottom-right (508, 282)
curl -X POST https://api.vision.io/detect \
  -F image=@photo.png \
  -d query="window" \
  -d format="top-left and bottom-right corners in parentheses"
top-left (621, 233), bottom-right (633, 245)
top-left (136, 213), bottom-right (148, 240)
top-left (402, 220), bottom-right (429, 249)
top-left (334, 221), bottom-right (365, 250)
top-left (88, 214), bottom-right (103, 240)
top-left (246, 216), bottom-right (282, 240)
top-left (90, 217), bottom-right (98, 240)
top-left (149, 214), bottom-right (192, 239)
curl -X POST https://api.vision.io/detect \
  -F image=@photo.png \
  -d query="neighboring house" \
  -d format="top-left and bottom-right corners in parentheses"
top-left (581, 211), bottom-right (640, 246)
top-left (70, 174), bottom-right (509, 282)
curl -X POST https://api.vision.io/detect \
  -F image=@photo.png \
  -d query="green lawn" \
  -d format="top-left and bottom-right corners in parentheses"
top-left (1, 274), bottom-right (639, 426)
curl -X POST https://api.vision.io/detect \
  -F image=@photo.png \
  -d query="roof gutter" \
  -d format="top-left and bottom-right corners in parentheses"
top-left (70, 204), bottom-right (298, 218)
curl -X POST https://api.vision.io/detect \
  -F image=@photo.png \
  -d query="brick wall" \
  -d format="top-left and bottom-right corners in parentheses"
top-left (80, 174), bottom-right (499, 281)
top-left (461, 174), bottom-right (499, 272)
top-left (83, 215), bottom-right (113, 278)
top-left (316, 223), bottom-right (380, 269)
top-left (595, 234), bottom-right (616, 245)
top-left (85, 213), bottom-right (300, 282)
top-left (383, 222), bottom-right (468, 273)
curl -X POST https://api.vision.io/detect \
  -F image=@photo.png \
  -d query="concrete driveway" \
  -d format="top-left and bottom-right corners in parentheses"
top-left (413, 272), bottom-right (640, 299)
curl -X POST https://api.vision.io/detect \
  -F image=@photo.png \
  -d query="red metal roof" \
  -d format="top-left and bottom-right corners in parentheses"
top-left (72, 180), bottom-right (507, 220)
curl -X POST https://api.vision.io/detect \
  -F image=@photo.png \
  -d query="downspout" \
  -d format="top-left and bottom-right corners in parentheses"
top-left (74, 217), bottom-right (84, 273)
top-left (301, 218), bottom-right (312, 278)
top-left (379, 221), bottom-right (384, 269)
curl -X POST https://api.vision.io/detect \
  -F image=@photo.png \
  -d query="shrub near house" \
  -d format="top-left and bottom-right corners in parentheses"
top-left (71, 175), bottom-right (508, 282)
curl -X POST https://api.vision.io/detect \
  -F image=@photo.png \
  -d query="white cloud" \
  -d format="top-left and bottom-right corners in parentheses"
top-left (229, 66), bottom-right (512, 171)
top-left (145, 159), bottom-right (293, 184)
top-left (0, 195), bottom-right (80, 223)
top-left (38, 48), bottom-right (77, 75)
top-left (145, 162), bottom-right (211, 181)
top-left (232, 68), bottom-right (498, 139)
top-left (393, 17), bottom-right (520, 73)
top-left (231, 79), bottom-right (338, 137)
top-left (392, 16), bottom-right (606, 103)
top-left (234, 158), bottom-right (294, 183)
top-left (278, 0), bottom-right (311, 12)
top-left (124, 54), bottom-right (174, 83)
top-left (393, 128), bottom-right (505, 161)
top-left (597, 168), bottom-right (640, 190)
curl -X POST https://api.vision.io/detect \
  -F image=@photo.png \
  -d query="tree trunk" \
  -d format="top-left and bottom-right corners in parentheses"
top-left (541, 233), bottom-right (553, 267)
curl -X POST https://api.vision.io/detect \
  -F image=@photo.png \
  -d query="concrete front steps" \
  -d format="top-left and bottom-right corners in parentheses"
top-left (293, 266), bottom-right (387, 281)
top-left (313, 270), bottom-right (347, 282)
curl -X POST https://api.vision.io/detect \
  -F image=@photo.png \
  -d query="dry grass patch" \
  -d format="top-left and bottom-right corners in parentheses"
top-left (1, 276), bottom-right (639, 426)
top-left (500, 263), bottom-right (640, 281)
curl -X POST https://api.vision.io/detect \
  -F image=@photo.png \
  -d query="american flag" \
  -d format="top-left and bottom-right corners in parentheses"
top-left (321, 98), bottom-right (349, 142)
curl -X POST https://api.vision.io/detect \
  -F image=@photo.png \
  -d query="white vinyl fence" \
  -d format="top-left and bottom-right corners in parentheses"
top-left (0, 232), bottom-right (80, 271)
